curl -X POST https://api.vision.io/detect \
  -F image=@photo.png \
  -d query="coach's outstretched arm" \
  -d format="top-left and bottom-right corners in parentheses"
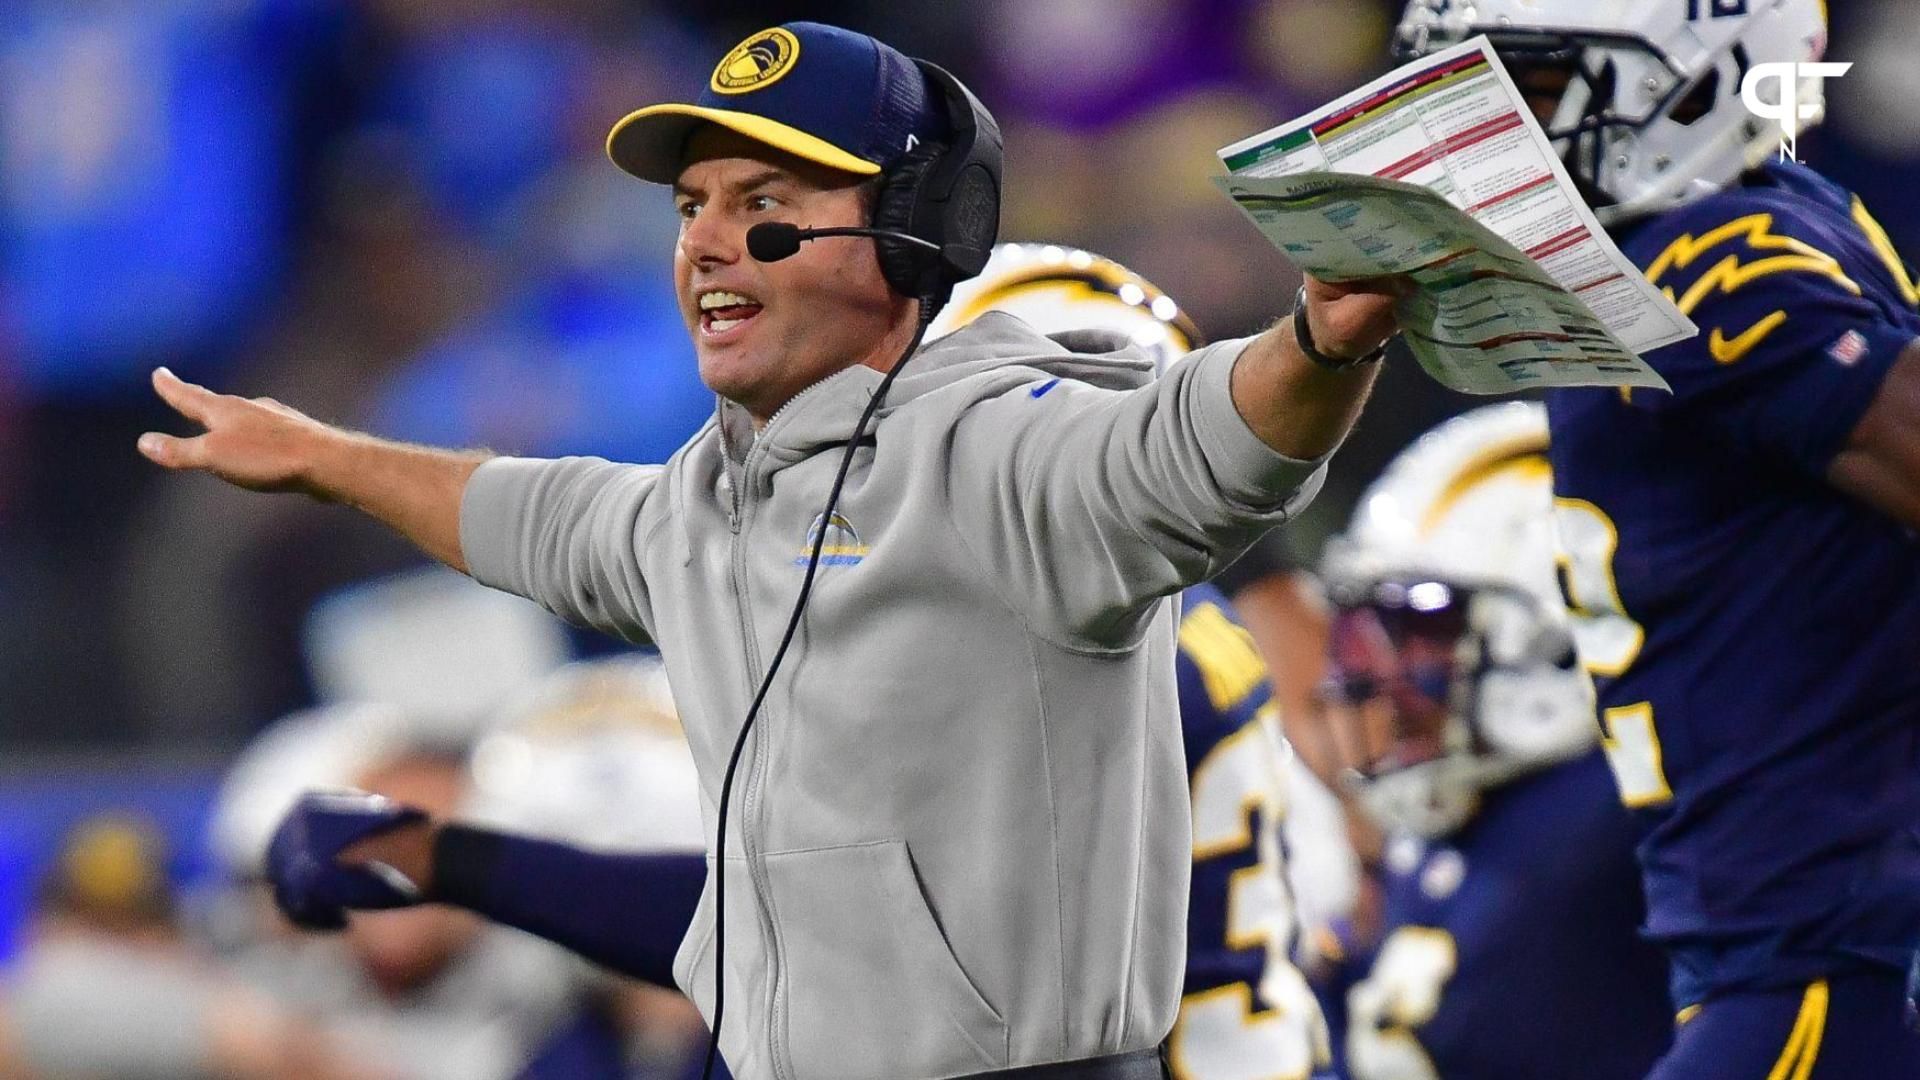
top-left (137, 367), bottom-right (488, 572)
top-left (950, 273), bottom-right (1407, 648)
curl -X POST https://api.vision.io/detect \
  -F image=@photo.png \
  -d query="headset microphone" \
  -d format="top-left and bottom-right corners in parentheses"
top-left (746, 222), bottom-right (942, 264)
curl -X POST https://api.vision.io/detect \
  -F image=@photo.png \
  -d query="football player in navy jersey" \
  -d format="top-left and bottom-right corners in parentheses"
top-left (1166, 580), bottom-right (1329, 1080)
top-left (1317, 403), bottom-right (1672, 1080)
top-left (1398, 1), bottom-right (1920, 1075)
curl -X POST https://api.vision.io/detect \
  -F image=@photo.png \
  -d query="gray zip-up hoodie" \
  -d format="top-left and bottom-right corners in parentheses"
top-left (459, 313), bottom-right (1325, 1080)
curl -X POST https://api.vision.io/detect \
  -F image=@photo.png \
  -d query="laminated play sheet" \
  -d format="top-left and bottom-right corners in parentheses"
top-left (1216, 35), bottom-right (1693, 393)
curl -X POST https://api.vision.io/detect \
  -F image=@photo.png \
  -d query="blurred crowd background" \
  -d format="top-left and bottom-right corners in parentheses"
top-left (3, 0), bottom-right (1919, 1074)
top-left (9, 0), bottom-right (1920, 751)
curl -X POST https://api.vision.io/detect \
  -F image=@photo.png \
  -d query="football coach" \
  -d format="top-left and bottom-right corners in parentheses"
top-left (140, 22), bottom-right (1406, 1080)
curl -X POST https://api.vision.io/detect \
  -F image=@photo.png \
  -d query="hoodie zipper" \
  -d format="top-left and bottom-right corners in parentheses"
top-left (725, 442), bottom-right (777, 1077)
top-left (725, 375), bottom-right (844, 1080)
top-left (726, 374), bottom-right (839, 530)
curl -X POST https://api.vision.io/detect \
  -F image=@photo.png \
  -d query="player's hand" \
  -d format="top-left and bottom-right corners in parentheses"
top-left (1302, 273), bottom-right (1412, 362)
top-left (265, 792), bottom-right (430, 931)
top-left (137, 367), bottom-right (339, 495)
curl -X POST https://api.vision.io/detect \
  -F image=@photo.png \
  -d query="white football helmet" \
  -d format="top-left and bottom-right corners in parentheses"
top-left (208, 703), bottom-right (416, 878)
top-left (927, 243), bottom-right (1202, 371)
top-left (463, 654), bottom-right (705, 853)
top-left (1395, 0), bottom-right (1832, 224)
top-left (1320, 403), bottom-right (1596, 838)
top-left (303, 565), bottom-right (571, 736)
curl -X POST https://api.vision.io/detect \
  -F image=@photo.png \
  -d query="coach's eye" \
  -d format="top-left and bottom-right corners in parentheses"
top-left (748, 194), bottom-right (779, 213)
top-left (675, 200), bottom-right (701, 221)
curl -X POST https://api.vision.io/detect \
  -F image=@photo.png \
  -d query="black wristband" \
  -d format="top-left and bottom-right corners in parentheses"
top-left (1292, 284), bottom-right (1387, 371)
top-left (429, 822), bottom-right (508, 907)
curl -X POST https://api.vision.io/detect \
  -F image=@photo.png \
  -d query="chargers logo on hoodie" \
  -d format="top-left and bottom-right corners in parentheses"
top-left (796, 511), bottom-right (868, 567)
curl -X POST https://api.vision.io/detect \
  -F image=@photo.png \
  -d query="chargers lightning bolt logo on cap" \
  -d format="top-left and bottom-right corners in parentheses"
top-left (711, 28), bottom-right (801, 94)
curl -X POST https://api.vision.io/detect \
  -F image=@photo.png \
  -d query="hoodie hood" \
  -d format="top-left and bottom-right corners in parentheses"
top-left (717, 312), bottom-right (1163, 468)
top-left (892, 312), bottom-right (1160, 396)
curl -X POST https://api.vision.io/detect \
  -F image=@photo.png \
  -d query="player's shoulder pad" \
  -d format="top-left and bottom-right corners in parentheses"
top-left (1623, 181), bottom-right (1865, 322)
top-left (1611, 182), bottom-right (1879, 397)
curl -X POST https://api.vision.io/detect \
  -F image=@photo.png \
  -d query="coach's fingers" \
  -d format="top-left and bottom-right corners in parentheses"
top-left (1305, 272), bottom-right (1416, 302)
top-left (136, 431), bottom-right (208, 471)
top-left (150, 366), bottom-right (218, 425)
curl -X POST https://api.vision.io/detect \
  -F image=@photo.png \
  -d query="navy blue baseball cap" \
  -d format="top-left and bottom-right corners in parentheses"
top-left (607, 22), bottom-right (948, 185)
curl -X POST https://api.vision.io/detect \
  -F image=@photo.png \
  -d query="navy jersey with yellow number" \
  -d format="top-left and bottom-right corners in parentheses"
top-left (1343, 751), bottom-right (1672, 1080)
top-left (1167, 584), bottom-right (1326, 1080)
top-left (1546, 160), bottom-right (1920, 1008)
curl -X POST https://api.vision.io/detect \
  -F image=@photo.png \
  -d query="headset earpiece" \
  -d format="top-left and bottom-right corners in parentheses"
top-left (872, 143), bottom-right (951, 300)
top-left (869, 60), bottom-right (1002, 307)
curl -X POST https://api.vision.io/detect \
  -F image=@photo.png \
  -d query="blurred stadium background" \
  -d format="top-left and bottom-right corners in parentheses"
top-left (2, 0), bottom-right (1917, 1073)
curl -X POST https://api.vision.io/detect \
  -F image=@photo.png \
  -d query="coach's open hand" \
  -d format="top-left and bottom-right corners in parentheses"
top-left (138, 367), bottom-right (489, 571)
top-left (138, 367), bottom-right (338, 495)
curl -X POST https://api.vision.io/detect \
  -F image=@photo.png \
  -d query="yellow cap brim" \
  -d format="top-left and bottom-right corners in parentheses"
top-left (606, 104), bottom-right (882, 184)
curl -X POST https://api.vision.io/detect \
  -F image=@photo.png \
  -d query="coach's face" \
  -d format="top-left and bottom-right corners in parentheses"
top-left (673, 127), bottom-right (915, 424)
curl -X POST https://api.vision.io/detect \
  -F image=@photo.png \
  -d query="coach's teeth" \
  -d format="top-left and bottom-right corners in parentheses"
top-left (700, 291), bottom-right (759, 311)
top-left (709, 316), bottom-right (745, 333)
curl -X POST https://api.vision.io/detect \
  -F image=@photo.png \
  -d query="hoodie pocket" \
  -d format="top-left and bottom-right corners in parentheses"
top-left (671, 861), bottom-right (718, 1002)
top-left (671, 857), bottom-right (775, 1080)
top-left (766, 840), bottom-right (1008, 1079)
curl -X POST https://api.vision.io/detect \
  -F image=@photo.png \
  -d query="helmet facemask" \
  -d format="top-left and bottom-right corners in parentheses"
top-left (1322, 575), bottom-right (1594, 839)
top-left (1391, 0), bottom-right (1836, 225)
top-left (1399, 23), bottom-right (1723, 223)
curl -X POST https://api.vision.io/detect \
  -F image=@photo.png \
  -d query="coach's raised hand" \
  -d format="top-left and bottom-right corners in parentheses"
top-left (1227, 272), bottom-right (1410, 462)
top-left (138, 367), bottom-right (488, 571)
top-left (1300, 272), bottom-right (1408, 361)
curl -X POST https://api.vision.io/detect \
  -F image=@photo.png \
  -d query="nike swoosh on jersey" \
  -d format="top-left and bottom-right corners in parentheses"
top-left (1708, 310), bottom-right (1789, 364)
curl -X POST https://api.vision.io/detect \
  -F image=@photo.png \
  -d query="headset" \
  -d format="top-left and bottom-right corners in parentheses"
top-left (747, 60), bottom-right (1002, 305)
top-left (705, 58), bottom-right (1002, 1079)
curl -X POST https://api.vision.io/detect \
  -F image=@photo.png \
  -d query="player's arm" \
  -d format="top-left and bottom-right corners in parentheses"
top-left (267, 794), bottom-right (704, 987)
top-left (432, 826), bottom-right (705, 987)
top-left (1627, 202), bottom-right (1920, 527)
top-left (138, 368), bottom-right (485, 571)
top-left (1827, 339), bottom-right (1920, 527)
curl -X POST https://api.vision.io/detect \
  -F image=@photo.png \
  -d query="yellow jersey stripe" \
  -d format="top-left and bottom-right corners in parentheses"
top-left (1851, 197), bottom-right (1920, 307)
top-left (1644, 213), bottom-right (1860, 318)
top-left (1764, 980), bottom-right (1830, 1080)
top-left (1789, 981), bottom-right (1829, 1080)
top-left (1177, 603), bottom-right (1268, 712)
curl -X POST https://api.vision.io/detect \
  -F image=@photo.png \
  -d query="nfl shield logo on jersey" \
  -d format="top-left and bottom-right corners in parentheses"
top-left (1827, 329), bottom-right (1869, 367)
